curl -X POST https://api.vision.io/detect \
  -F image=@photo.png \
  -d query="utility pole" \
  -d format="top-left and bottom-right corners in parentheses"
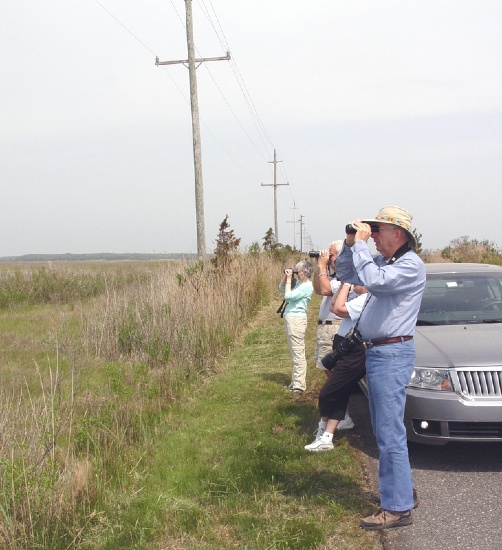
top-left (299, 214), bottom-right (305, 252)
top-left (304, 234), bottom-right (313, 253)
top-left (156, 0), bottom-right (230, 260)
top-left (261, 149), bottom-right (288, 243)
top-left (286, 201), bottom-right (299, 250)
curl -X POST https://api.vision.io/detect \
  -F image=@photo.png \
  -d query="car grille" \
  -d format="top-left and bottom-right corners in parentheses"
top-left (457, 369), bottom-right (502, 397)
top-left (449, 422), bottom-right (502, 438)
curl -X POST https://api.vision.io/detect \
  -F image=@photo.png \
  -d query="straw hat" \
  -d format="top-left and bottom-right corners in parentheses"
top-left (362, 205), bottom-right (417, 248)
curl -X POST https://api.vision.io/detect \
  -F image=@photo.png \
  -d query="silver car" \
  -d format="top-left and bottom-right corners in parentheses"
top-left (361, 262), bottom-right (502, 445)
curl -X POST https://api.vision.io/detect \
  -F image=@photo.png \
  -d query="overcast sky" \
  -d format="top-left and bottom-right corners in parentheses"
top-left (1, 0), bottom-right (501, 256)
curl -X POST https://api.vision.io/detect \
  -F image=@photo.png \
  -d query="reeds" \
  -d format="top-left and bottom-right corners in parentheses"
top-left (0, 252), bottom-right (291, 547)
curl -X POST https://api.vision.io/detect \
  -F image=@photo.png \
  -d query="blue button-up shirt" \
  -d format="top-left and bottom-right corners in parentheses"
top-left (335, 241), bottom-right (426, 340)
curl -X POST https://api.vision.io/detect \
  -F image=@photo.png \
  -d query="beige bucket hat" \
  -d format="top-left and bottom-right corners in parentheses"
top-left (362, 205), bottom-right (417, 248)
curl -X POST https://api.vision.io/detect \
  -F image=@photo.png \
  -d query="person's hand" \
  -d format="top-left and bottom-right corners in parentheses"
top-left (318, 249), bottom-right (329, 268)
top-left (284, 268), bottom-right (293, 280)
top-left (352, 221), bottom-right (372, 243)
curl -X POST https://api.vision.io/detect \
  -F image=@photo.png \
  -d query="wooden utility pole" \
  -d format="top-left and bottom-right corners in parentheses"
top-left (156, 0), bottom-right (230, 260)
top-left (299, 214), bottom-right (305, 252)
top-left (286, 201), bottom-right (299, 250)
top-left (261, 149), bottom-right (288, 243)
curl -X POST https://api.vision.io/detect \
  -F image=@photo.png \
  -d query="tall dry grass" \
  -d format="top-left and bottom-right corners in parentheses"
top-left (81, 255), bottom-right (284, 391)
top-left (0, 252), bottom-right (292, 548)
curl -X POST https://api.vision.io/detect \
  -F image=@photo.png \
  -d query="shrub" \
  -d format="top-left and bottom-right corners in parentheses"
top-left (441, 236), bottom-right (502, 264)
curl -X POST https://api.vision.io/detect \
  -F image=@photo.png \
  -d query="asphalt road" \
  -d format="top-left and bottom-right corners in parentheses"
top-left (348, 392), bottom-right (502, 550)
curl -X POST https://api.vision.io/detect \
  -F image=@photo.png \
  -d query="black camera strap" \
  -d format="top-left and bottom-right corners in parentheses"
top-left (277, 275), bottom-right (298, 318)
top-left (387, 243), bottom-right (412, 266)
top-left (276, 300), bottom-right (287, 318)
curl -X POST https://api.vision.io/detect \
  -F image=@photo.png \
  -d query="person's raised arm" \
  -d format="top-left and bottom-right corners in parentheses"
top-left (313, 250), bottom-right (333, 296)
top-left (329, 282), bottom-right (351, 318)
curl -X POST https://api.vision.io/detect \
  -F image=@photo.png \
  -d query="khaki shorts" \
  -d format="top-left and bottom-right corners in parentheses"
top-left (314, 321), bottom-right (341, 371)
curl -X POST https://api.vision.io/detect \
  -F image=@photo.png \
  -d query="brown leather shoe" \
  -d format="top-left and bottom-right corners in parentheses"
top-left (360, 508), bottom-right (413, 530)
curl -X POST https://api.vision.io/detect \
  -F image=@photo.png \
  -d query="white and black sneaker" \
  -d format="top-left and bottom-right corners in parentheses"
top-left (304, 432), bottom-right (334, 452)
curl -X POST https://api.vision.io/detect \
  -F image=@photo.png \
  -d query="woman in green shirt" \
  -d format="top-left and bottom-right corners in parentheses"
top-left (279, 260), bottom-right (313, 392)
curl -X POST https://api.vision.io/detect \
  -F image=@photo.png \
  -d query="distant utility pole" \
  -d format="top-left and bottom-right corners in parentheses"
top-left (286, 201), bottom-right (299, 250)
top-left (261, 149), bottom-right (288, 243)
top-left (156, 0), bottom-right (230, 260)
top-left (299, 214), bottom-right (305, 252)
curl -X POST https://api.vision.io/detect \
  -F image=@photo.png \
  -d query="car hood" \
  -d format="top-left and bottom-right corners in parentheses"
top-left (415, 324), bottom-right (502, 368)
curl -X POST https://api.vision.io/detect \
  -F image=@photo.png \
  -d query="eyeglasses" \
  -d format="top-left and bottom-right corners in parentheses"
top-left (375, 225), bottom-right (397, 233)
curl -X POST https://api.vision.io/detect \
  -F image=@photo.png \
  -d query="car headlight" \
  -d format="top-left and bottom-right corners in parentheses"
top-left (409, 367), bottom-right (453, 391)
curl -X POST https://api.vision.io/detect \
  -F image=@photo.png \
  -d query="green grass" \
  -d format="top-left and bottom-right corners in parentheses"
top-left (92, 298), bottom-right (380, 550)
top-left (0, 259), bottom-right (380, 549)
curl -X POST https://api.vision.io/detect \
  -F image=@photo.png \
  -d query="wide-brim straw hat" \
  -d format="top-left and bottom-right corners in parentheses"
top-left (362, 205), bottom-right (417, 248)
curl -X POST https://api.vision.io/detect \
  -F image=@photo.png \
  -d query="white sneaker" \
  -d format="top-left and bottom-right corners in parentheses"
top-left (337, 415), bottom-right (355, 431)
top-left (304, 434), bottom-right (334, 452)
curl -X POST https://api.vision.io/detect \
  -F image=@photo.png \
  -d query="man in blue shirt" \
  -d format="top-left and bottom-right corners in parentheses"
top-left (335, 205), bottom-right (426, 531)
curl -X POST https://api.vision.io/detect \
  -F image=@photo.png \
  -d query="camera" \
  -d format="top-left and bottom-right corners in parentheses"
top-left (308, 251), bottom-right (320, 258)
top-left (345, 223), bottom-right (380, 234)
top-left (321, 327), bottom-right (364, 370)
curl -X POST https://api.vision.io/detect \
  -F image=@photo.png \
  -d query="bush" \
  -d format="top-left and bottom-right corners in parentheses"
top-left (441, 236), bottom-right (502, 264)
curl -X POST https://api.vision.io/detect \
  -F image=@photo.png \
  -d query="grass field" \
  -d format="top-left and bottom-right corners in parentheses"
top-left (0, 257), bottom-right (380, 549)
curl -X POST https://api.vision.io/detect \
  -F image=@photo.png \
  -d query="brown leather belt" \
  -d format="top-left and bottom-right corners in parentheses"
top-left (364, 336), bottom-right (413, 348)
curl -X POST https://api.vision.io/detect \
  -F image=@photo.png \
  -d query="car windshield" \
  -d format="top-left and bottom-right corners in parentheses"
top-left (417, 271), bottom-right (502, 326)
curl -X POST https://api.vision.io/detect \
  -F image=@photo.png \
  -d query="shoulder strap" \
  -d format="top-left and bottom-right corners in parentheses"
top-left (387, 243), bottom-right (412, 265)
top-left (277, 300), bottom-right (287, 318)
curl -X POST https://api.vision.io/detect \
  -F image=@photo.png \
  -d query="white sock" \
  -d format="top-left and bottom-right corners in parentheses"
top-left (318, 419), bottom-right (327, 430)
top-left (321, 431), bottom-right (333, 442)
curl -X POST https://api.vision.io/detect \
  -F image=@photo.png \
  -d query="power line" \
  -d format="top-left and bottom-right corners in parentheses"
top-left (92, 0), bottom-right (156, 55)
top-left (197, 0), bottom-right (275, 159)
top-left (90, 1), bottom-right (307, 246)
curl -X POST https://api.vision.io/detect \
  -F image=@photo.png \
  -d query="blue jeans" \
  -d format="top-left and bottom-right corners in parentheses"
top-left (365, 340), bottom-right (415, 512)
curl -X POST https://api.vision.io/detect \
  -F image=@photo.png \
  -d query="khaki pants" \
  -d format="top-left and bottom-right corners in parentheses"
top-left (314, 322), bottom-right (341, 371)
top-left (284, 315), bottom-right (308, 391)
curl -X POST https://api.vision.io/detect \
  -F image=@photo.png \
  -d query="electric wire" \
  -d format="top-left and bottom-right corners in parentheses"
top-left (91, 0), bottom-right (260, 181)
top-left (92, 0), bottom-right (191, 104)
top-left (206, 0), bottom-right (275, 153)
top-left (197, 0), bottom-right (276, 158)
top-left (90, 0), bottom-right (305, 246)
top-left (91, 0), bottom-right (280, 174)
top-left (195, 4), bottom-right (270, 160)
top-left (92, 0), bottom-right (156, 55)
top-left (196, 0), bottom-right (305, 242)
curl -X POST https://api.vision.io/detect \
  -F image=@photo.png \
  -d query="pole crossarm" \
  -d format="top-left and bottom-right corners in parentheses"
top-left (155, 52), bottom-right (231, 67)
top-left (260, 183), bottom-right (289, 187)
